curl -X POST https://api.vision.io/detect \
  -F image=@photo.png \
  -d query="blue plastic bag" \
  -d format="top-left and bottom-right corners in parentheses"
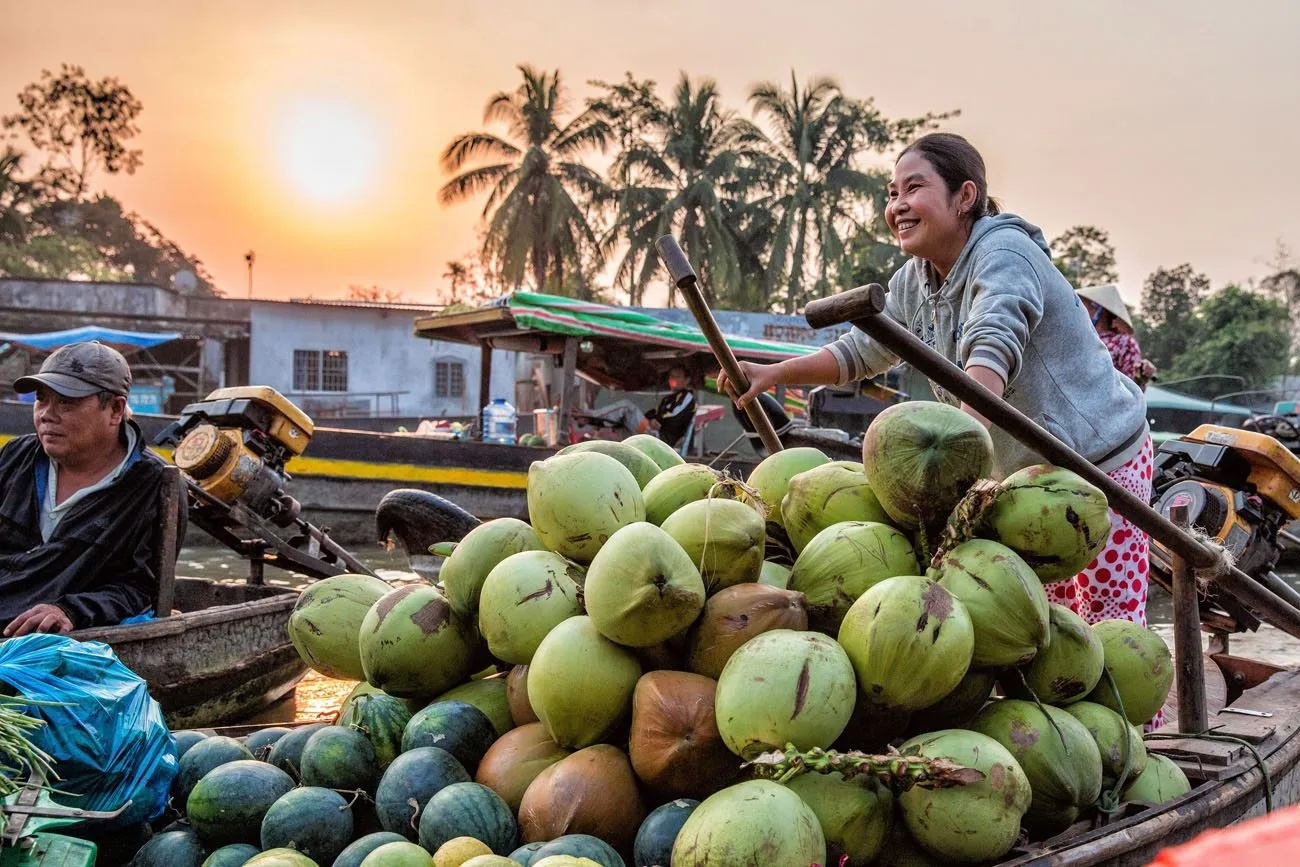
top-left (0, 633), bottom-right (177, 826)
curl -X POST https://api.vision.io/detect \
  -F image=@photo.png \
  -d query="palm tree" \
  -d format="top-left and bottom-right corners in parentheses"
top-left (439, 66), bottom-right (608, 299)
top-left (737, 73), bottom-right (893, 313)
top-left (593, 73), bottom-right (759, 308)
top-left (442, 260), bottom-right (469, 303)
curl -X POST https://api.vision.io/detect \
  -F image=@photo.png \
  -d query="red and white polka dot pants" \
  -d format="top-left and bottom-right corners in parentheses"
top-left (1044, 435), bottom-right (1154, 626)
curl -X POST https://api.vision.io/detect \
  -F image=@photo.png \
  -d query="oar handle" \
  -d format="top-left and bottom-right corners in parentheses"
top-left (654, 235), bottom-right (784, 455)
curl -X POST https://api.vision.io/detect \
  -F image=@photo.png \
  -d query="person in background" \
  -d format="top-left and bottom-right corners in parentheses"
top-left (643, 366), bottom-right (696, 450)
top-left (1078, 284), bottom-right (1157, 390)
top-left (0, 342), bottom-right (166, 636)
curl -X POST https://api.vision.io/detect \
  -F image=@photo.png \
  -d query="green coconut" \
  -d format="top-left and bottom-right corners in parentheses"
top-left (527, 616), bottom-right (642, 749)
top-left (781, 463), bottom-right (891, 554)
top-left (932, 538), bottom-right (1050, 668)
top-left (686, 583), bottom-right (809, 680)
top-left (288, 573), bottom-right (393, 680)
top-left (641, 463), bottom-right (724, 525)
top-left (838, 576), bottom-right (974, 712)
top-left (527, 452), bottom-right (645, 563)
top-left (861, 402), bottom-right (993, 532)
top-left (786, 772), bottom-right (893, 865)
top-left (659, 498), bottom-right (765, 593)
top-left (439, 518), bottom-right (547, 617)
top-left (970, 699), bottom-right (1103, 830)
top-left (1121, 753), bottom-right (1191, 805)
top-left (1014, 604), bottom-right (1105, 705)
top-left (558, 440), bottom-right (662, 489)
top-left (745, 447), bottom-right (831, 529)
top-left (1064, 701), bottom-right (1148, 787)
top-left (790, 520), bottom-right (919, 633)
top-left (1086, 619), bottom-right (1174, 725)
top-left (714, 629), bottom-right (856, 757)
top-left (478, 550), bottom-right (584, 664)
top-left (672, 780), bottom-right (825, 867)
top-left (757, 560), bottom-right (792, 589)
top-left (582, 522), bottom-right (706, 647)
top-left (898, 729), bottom-right (1031, 864)
top-left (909, 668), bottom-right (997, 734)
top-left (359, 585), bottom-right (478, 698)
top-left (434, 677), bottom-right (515, 737)
top-left (617, 433), bottom-right (687, 471)
top-left (985, 464), bottom-right (1112, 582)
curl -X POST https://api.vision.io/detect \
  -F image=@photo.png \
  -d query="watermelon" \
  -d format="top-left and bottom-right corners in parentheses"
top-left (633, 800), bottom-right (699, 867)
top-left (260, 786), bottom-right (354, 864)
top-left (300, 726), bottom-right (381, 792)
top-left (266, 723), bottom-right (331, 780)
top-left (186, 760), bottom-right (295, 847)
top-left (245, 727), bottom-right (292, 757)
top-left (401, 700), bottom-right (496, 773)
top-left (334, 832), bottom-right (410, 867)
top-left (531, 835), bottom-right (625, 867)
top-left (202, 844), bottom-right (261, 867)
top-left (173, 736), bottom-right (254, 803)
top-left (357, 841), bottom-right (433, 865)
top-left (339, 693), bottom-right (412, 769)
top-left (131, 829), bottom-right (208, 867)
top-left (417, 782), bottom-right (518, 855)
top-left (243, 850), bottom-right (321, 866)
top-left (509, 842), bottom-right (548, 866)
top-left (172, 730), bottom-right (209, 760)
top-left (375, 747), bottom-right (471, 838)
top-left (434, 676), bottom-right (515, 736)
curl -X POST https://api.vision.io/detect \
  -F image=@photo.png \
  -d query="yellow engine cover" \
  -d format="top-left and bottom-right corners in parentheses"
top-left (1185, 425), bottom-right (1300, 520)
top-left (199, 386), bottom-right (314, 456)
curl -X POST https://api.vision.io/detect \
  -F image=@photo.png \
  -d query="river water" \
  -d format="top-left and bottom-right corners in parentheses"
top-left (175, 544), bottom-right (1300, 725)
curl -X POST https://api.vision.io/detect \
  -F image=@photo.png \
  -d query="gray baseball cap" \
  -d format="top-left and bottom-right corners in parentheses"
top-left (14, 341), bottom-right (133, 398)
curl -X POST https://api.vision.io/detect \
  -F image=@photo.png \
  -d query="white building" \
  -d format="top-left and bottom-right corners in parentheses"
top-left (248, 299), bottom-right (515, 420)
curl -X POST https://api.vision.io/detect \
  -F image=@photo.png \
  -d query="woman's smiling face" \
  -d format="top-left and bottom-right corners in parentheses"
top-left (885, 150), bottom-right (974, 264)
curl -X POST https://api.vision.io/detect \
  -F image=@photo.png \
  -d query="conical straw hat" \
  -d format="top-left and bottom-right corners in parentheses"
top-left (1077, 284), bottom-right (1133, 330)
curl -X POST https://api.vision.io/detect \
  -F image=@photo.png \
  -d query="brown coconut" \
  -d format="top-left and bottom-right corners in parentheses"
top-left (686, 584), bottom-right (809, 680)
top-left (507, 664), bottom-right (539, 726)
top-left (474, 722), bottom-right (571, 813)
top-left (518, 744), bottom-right (646, 853)
top-left (627, 670), bottom-right (742, 799)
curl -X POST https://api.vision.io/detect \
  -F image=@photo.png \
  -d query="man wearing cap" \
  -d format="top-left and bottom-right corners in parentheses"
top-left (0, 341), bottom-right (167, 636)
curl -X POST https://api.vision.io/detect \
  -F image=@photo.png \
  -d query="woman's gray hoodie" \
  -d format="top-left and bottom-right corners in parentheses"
top-left (826, 213), bottom-right (1148, 479)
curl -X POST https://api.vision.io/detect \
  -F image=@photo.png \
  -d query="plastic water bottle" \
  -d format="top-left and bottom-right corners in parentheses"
top-left (482, 398), bottom-right (517, 445)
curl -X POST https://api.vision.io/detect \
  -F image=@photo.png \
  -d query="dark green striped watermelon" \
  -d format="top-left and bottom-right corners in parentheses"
top-left (186, 760), bottom-right (295, 847)
top-left (434, 676), bottom-right (514, 736)
top-left (172, 730), bottom-right (209, 760)
top-left (338, 693), bottom-right (412, 769)
top-left (401, 700), bottom-right (496, 772)
top-left (532, 834), bottom-right (626, 867)
top-left (509, 842), bottom-right (547, 866)
top-left (375, 747), bottom-right (471, 838)
top-left (416, 781), bottom-right (517, 855)
top-left (633, 800), bottom-right (699, 867)
top-left (201, 843), bottom-right (261, 866)
top-left (245, 726), bottom-right (292, 757)
top-left (173, 736), bottom-right (254, 803)
top-left (333, 832), bottom-right (409, 867)
top-left (259, 786), bottom-right (353, 864)
top-left (266, 723), bottom-right (330, 780)
top-left (300, 726), bottom-right (381, 792)
top-left (130, 828), bottom-right (208, 867)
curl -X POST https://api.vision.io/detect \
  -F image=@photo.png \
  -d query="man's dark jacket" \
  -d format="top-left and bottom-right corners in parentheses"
top-left (0, 421), bottom-right (163, 631)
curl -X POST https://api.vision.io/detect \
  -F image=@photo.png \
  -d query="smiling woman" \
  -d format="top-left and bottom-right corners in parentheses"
top-left (276, 96), bottom-right (384, 205)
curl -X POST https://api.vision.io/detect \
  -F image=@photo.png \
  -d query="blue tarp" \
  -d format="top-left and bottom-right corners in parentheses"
top-left (0, 326), bottom-right (182, 354)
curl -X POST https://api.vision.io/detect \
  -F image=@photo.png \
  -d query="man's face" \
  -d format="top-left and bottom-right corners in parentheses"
top-left (32, 385), bottom-right (125, 462)
top-left (668, 368), bottom-right (688, 390)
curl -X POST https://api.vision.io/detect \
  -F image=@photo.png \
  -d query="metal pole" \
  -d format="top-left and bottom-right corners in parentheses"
top-left (804, 284), bottom-right (1300, 641)
top-left (655, 235), bottom-right (783, 455)
top-left (1170, 503), bottom-right (1208, 733)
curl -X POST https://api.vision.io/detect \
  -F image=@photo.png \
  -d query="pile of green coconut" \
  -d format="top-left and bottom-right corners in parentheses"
top-left (247, 402), bottom-right (1188, 867)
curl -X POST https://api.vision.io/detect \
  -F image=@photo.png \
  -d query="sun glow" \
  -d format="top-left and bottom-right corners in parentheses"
top-left (277, 97), bottom-right (383, 205)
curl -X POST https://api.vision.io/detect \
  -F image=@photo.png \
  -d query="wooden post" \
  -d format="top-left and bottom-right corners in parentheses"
top-left (478, 343), bottom-right (493, 439)
top-left (153, 466), bottom-right (181, 618)
top-left (557, 338), bottom-right (578, 446)
top-left (1170, 503), bottom-right (1208, 733)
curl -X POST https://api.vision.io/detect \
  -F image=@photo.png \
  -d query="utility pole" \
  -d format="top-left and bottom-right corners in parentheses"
top-left (245, 250), bottom-right (256, 299)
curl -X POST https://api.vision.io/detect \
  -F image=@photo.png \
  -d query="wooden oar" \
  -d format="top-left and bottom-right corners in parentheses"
top-left (804, 283), bottom-right (1300, 642)
top-left (655, 235), bottom-right (784, 455)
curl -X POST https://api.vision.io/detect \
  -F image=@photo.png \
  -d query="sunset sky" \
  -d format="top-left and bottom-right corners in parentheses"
top-left (4, 0), bottom-right (1298, 309)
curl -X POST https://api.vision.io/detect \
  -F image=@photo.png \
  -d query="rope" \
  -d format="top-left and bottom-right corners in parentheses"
top-left (1181, 524), bottom-right (1236, 582)
top-left (1144, 730), bottom-right (1274, 814)
top-left (1095, 666), bottom-right (1137, 822)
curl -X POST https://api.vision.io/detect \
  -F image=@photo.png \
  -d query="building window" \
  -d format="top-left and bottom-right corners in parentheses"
top-left (434, 360), bottom-right (465, 398)
top-left (293, 349), bottom-right (348, 392)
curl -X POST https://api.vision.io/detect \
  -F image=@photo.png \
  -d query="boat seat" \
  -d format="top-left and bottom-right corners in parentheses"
top-left (682, 405), bottom-right (727, 458)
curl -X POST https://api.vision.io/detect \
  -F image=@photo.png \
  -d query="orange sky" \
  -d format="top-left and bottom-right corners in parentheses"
top-left (4, 0), bottom-right (1299, 310)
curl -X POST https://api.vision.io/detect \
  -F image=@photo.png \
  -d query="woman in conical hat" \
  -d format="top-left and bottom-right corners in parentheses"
top-left (1077, 284), bottom-right (1157, 389)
